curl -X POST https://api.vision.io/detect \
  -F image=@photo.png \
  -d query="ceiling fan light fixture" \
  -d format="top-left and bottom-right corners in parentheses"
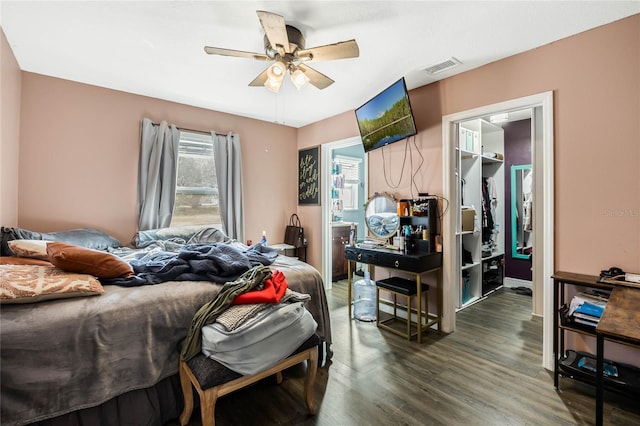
top-left (267, 61), bottom-right (286, 79)
top-left (290, 68), bottom-right (310, 90)
top-left (264, 76), bottom-right (283, 92)
top-left (206, 11), bottom-right (359, 92)
top-left (264, 61), bottom-right (286, 92)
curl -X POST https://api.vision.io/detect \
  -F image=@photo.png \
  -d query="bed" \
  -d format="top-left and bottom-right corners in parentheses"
top-left (0, 225), bottom-right (332, 426)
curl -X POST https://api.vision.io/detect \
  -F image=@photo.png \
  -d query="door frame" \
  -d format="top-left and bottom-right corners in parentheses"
top-left (441, 91), bottom-right (555, 370)
top-left (321, 136), bottom-right (367, 289)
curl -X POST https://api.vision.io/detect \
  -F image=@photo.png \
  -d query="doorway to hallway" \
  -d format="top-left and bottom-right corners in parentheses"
top-left (320, 137), bottom-right (367, 289)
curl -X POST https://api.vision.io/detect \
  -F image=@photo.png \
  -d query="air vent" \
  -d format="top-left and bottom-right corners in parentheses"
top-left (424, 57), bottom-right (461, 75)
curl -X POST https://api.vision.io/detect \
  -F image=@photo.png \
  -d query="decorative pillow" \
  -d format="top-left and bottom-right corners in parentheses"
top-left (7, 239), bottom-right (49, 259)
top-left (187, 227), bottom-right (230, 244)
top-left (1, 226), bottom-right (122, 256)
top-left (130, 225), bottom-right (197, 247)
top-left (43, 228), bottom-right (122, 250)
top-left (47, 242), bottom-right (134, 279)
top-left (0, 264), bottom-right (104, 304)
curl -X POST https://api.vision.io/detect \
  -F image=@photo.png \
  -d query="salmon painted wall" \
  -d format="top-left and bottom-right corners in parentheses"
top-left (17, 73), bottom-right (298, 248)
top-left (299, 14), bottom-right (640, 278)
top-left (1, 29), bottom-right (21, 227)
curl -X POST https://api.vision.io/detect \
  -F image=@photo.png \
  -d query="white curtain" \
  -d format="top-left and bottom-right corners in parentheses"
top-left (137, 118), bottom-right (180, 230)
top-left (213, 132), bottom-right (244, 241)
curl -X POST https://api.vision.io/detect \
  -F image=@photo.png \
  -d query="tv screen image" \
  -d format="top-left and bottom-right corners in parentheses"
top-left (355, 78), bottom-right (417, 153)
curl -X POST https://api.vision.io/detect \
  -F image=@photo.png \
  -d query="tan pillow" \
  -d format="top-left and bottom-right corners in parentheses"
top-left (7, 239), bottom-right (49, 259)
top-left (0, 264), bottom-right (104, 304)
top-left (47, 241), bottom-right (134, 279)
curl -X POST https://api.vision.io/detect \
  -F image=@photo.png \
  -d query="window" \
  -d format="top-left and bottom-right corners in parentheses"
top-left (170, 131), bottom-right (221, 227)
top-left (342, 183), bottom-right (359, 210)
top-left (333, 155), bottom-right (361, 211)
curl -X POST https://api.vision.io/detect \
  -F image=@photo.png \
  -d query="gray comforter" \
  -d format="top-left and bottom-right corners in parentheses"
top-left (0, 255), bottom-right (331, 426)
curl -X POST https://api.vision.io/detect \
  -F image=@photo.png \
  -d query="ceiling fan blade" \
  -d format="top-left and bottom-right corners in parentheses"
top-left (248, 68), bottom-right (269, 87)
top-left (297, 39), bottom-right (359, 61)
top-left (298, 64), bottom-right (334, 90)
top-left (256, 10), bottom-right (291, 54)
top-left (204, 46), bottom-right (269, 61)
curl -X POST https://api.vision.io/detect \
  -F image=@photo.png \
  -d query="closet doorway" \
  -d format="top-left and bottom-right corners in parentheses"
top-left (458, 111), bottom-right (534, 300)
top-left (320, 137), bottom-right (367, 290)
top-left (442, 92), bottom-right (555, 370)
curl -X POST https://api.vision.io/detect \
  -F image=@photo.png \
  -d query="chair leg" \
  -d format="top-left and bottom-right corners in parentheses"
top-left (424, 289), bottom-right (428, 328)
top-left (276, 371), bottom-right (283, 384)
top-left (393, 293), bottom-right (397, 319)
top-left (178, 362), bottom-right (194, 426)
top-left (304, 347), bottom-right (319, 415)
top-left (200, 387), bottom-right (219, 426)
top-left (376, 286), bottom-right (381, 327)
top-left (406, 295), bottom-right (411, 339)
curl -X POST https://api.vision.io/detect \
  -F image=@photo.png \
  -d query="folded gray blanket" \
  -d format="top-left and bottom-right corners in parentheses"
top-left (181, 265), bottom-right (273, 361)
top-left (216, 288), bottom-right (311, 331)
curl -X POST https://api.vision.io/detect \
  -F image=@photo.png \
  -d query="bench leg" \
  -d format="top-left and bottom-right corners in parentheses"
top-left (200, 388), bottom-right (219, 426)
top-left (304, 347), bottom-right (319, 415)
top-left (178, 362), bottom-right (194, 426)
top-left (406, 295), bottom-right (412, 339)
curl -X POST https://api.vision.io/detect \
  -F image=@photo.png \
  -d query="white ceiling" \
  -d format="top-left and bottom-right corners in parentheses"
top-left (2, 1), bottom-right (638, 128)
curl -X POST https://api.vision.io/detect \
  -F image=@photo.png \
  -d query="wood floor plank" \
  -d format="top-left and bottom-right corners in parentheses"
top-left (168, 283), bottom-right (640, 425)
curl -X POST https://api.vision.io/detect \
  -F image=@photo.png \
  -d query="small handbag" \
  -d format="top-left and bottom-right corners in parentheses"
top-left (284, 214), bottom-right (305, 248)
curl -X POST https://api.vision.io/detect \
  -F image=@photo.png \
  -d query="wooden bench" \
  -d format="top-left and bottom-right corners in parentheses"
top-left (179, 334), bottom-right (320, 426)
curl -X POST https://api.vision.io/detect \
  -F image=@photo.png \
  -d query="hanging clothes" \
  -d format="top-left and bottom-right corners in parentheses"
top-left (522, 171), bottom-right (533, 231)
top-left (481, 177), bottom-right (497, 243)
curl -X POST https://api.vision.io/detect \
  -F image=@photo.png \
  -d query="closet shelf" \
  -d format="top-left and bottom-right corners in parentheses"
top-left (482, 252), bottom-right (504, 261)
top-left (456, 118), bottom-right (505, 311)
top-left (462, 262), bottom-right (480, 271)
top-left (481, 155), bottom-right (503, 164)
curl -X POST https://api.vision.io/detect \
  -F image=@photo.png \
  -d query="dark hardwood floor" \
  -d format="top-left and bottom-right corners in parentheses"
top-left (173, 282), bottom-right (640, 425)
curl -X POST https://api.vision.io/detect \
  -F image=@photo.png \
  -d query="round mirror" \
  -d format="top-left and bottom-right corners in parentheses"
top-left (364, 193), bottom-right (399, 239)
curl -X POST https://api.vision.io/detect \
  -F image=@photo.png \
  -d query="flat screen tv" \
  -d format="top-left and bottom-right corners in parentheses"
top-left (355, 77), bottom-right (417, 153)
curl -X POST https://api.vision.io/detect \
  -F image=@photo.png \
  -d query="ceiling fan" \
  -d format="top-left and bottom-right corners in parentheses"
top-left (204, 10), bottom-right (359, 92)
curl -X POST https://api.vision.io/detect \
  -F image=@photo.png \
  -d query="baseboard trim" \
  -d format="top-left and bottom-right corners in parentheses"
top-left (504, 277), bottom-right (532, 289)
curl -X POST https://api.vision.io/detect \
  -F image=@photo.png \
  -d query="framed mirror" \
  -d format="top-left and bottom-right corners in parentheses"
top-left (364, 193), bottom-right (399, 239)
top-left (511, 165), bottom-right (533, 259)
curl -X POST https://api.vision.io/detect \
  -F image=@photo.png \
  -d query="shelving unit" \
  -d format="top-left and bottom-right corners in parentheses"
top-left (399, 197), bottom-right (438, 254)
top-left (552, 271), bottom-right (640, 412)
top-left (455, 119), bottom-right (505, 310)
top-left (330, 161), bottom-right (344, 221)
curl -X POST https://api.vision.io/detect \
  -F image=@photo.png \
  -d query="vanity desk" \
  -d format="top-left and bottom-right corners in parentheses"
top-left (350, 193), bottom-right (443, 343)
top-left (345, 245), bottom-right (442, 343)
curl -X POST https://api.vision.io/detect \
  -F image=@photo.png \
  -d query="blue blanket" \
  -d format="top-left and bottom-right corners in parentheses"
top-left (103, 243), bottom-right (278, 286)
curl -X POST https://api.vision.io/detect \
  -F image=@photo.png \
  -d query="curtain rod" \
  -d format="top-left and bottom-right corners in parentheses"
top-left (150, 121), bottom-right (225, 137)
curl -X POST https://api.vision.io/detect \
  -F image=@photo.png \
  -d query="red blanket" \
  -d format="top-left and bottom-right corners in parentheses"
top-left (232, 269), bottom-right (288, 304)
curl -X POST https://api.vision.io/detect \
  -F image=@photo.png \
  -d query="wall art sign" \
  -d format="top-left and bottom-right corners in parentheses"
top-left (298, 146), bottom-right (320, 205)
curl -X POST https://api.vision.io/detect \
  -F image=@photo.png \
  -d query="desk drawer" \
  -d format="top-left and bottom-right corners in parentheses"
top-left (345, 247), bottom-right (442, 273)
top-left (377, 252), bottom-right (442, 273)
top-left (376, 253), bottom-right (413, 270)
top-left (345, 246), bottom-right (378, 263)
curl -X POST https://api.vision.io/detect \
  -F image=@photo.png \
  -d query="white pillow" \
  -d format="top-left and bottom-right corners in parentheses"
top-left (7, 239), bottom-right (49, 260)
